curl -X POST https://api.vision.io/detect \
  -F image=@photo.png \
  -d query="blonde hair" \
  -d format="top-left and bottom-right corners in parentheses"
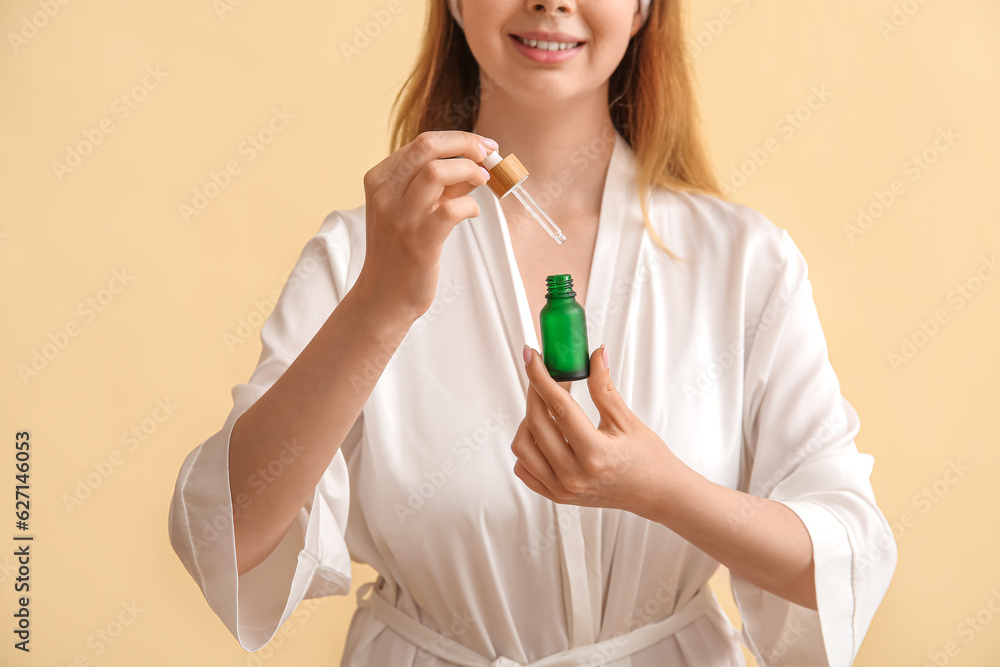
top-left (389, 0), bottom-right (722, 261)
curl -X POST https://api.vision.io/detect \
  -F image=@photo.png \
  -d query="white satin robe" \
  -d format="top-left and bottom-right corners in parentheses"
top-left (167, 130), bottom-right (896, 666)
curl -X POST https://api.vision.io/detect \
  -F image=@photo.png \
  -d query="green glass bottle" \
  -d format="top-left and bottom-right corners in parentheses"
top-left (539, 274), bottom-right (590, 381)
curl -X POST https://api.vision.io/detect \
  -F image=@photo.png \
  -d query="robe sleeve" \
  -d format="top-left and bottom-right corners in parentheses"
top-left (731, 229), bottom-right (897, 666)
top-left (167, 211), bottom-right (363, 652)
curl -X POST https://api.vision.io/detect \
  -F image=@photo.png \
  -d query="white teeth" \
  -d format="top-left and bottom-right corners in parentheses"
top-left (516, 36), bottom-right (581, 51)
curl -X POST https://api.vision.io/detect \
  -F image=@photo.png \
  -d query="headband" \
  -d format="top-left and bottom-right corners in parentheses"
top-left (447, 0), bottom-right (652, 31)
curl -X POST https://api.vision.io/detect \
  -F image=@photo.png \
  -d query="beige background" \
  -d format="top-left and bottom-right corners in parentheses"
top-left (1, 0), bottom-right (998, 665)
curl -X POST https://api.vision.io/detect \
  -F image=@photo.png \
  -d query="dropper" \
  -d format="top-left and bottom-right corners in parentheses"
top-left (482, 149), bottom-right (566, 244)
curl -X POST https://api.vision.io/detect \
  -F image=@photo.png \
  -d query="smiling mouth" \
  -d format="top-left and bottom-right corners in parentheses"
top-left (511, 35), bottom-right (585, 51)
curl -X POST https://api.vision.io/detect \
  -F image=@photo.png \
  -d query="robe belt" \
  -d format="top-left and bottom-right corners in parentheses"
top-left (355, 575), bottom-right (733, 667)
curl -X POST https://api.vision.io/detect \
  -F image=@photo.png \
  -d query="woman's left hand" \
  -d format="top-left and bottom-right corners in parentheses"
top-left (511, 344), bottom-right (688, 516)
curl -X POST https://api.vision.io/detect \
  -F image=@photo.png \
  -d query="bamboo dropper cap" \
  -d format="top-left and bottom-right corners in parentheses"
top-left (483, 150), bottom-right (528, 199)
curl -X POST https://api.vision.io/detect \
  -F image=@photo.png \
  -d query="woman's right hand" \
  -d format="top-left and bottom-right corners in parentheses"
top-left (356, 130), bottom-right (496, 323)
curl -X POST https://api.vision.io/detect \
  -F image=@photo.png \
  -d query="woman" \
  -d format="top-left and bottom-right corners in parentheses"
top-left (168, 0), bottom-right (897, 665)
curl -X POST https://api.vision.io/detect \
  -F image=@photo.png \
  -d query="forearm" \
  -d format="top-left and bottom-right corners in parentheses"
top-left (636, 462), bottom-right (818, 610)
top-left (229, 278), bottom-right (415, 575)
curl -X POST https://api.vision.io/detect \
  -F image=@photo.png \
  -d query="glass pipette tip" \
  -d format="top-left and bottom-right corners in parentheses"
top-left (509, 184), bottom-right (566, 244)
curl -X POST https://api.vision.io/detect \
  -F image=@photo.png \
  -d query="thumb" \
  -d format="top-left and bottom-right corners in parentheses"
top-left (587, 344), bottom-right (630, 434)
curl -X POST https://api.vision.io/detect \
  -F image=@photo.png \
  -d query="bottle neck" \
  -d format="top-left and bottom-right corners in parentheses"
top-left (545, 274), bottom-right (576, 299)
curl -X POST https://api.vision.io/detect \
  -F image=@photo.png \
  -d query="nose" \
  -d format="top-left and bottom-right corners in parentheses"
top-left (526, 0), bottom-right (575, 19)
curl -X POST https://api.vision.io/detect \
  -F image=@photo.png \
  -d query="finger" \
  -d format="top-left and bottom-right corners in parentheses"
top-left (525, 382), bottom-right (584, 481)
top-left (440, 175), bottom-right (485, 202)
top-left (513, 459), bottom-right (552, 501)
top-left (522, 345), bottom-right (597, 456)
top-left (510, 419), bottom-right (561, 496)
top-left (423, 195), bottom-right (482, 236)
top-left (403, 157), bottom-right (489, 216)
top-left (380, 130), bottom-right (494, 193)
top-left (586, 345), bottom-right (631, 435)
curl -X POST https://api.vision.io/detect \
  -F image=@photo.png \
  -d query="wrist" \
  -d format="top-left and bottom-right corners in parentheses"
top-left (633, 451), bottom-right (704, 527)
top-left (343, 278), bottom-right (418, 344)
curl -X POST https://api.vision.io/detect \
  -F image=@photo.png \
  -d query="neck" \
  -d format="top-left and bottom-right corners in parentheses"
top-left (473, 77), bottom-right (617, 221)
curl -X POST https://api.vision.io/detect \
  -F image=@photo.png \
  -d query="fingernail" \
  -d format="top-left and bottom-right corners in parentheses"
top-left (479, 144), bottom-right (489, 160)
top-left (523, 344), bottom-right (532, 365)
top-left (480, 166), bottom-right (490, 180)
top-left (482, 137), bottom-right (499, 150)
top-left (601, 344), bottom-right (609, 370)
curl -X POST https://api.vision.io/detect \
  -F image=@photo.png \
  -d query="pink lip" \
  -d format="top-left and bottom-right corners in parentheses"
top-left (508, 34), bottom-right (584, 64)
